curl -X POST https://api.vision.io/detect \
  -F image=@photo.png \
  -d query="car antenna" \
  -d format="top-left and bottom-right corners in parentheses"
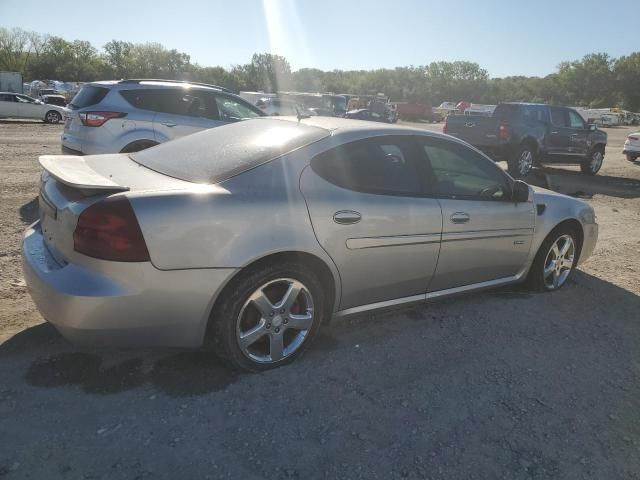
top-left (295, 106), bottom-right (310, 122)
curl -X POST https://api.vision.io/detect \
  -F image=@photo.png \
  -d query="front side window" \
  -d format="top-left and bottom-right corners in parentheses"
top-left (550, 107), bottom-right (567, 127)
top-left (215, 95), bottom-right (262, 122)
top-left (421, 138), bottom-right (511, 200)
top-left (15, 95), bottom-right (35, 103)
top-left (568, 110), bottom-right (585, 129)
top-left (0, 94), bottom-right (15, 102)
top-left (311, 136), bottom-right (423, 196)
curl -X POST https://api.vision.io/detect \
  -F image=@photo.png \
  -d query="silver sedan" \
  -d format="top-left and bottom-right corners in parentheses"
top-left (22, 117), bottom-right (598, 371)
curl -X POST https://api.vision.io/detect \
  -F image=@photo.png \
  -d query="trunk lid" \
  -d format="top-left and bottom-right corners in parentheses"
top-left (37, 154), bottom-right (191, 263)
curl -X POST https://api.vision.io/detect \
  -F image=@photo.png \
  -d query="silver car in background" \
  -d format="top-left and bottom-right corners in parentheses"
top-left (23, 117), bottom-right (598, 371)
top-left (61, 79), bottom-right (264, 155)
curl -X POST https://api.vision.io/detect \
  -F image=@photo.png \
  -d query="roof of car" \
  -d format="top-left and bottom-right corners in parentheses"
top-left (89, 79), bottom-right (235, 93)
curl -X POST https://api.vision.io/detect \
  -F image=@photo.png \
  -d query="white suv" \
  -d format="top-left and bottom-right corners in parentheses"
top-left (62, 79), bottom-right (265, 154)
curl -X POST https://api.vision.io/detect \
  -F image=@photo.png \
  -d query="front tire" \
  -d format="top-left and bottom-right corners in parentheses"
top-left (626, 153), bottom-right (637, 162)
top-left (44, 110), bottom-right (61, 124)
top-left (528, 226), bottom-right (578, 292)
top-left (581, 148), bottom-right (603, 175)
top-left (207, 262), bottom-right (326, 372)
top-left (508, 144), bottom-right (535, 178)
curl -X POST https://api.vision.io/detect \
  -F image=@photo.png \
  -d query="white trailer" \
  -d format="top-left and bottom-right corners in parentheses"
top-left (0, 72), bottom-right (23, 93)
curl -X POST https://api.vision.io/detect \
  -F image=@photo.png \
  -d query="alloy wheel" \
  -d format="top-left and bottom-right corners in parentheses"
top-left (590, 151), bottom-right (603, 173)
top-left (46, 111), bottom-right (60, 123)
top-left (543, 234), bottom-right (575, 290)
top-left (236, 278), bottom-right (315, 363)
top-left (518, 150), bottom-right (533, 176)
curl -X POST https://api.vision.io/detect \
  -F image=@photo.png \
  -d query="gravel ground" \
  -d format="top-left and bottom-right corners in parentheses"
top-left (0, 120), bottom-right (639, 479)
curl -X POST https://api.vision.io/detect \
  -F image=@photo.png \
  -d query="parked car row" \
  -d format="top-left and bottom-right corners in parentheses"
top-left (444, 103), bottom-right (608, 177)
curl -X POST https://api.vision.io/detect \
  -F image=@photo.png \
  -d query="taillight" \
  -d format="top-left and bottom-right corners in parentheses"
top-left (79, 111), bottom-right (126, 127)
top-left (443, 116), bottom-right (449, 134)
top-left (74, 196), bottom-right (149, 262)
top-left (499, 121), bottom-right (509, 141)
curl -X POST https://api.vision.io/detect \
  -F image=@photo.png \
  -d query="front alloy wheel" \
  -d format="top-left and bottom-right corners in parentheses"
top-left (581, 150), bottom-right (603, 175)
top-left (237, 278), bottom-right (315, 364)
top-left (542, 234), bottom-right (575, 290)
top-left (45, 111), bottom-right (61, 124)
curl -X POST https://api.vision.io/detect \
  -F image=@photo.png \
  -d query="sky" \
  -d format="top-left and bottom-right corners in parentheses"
top-left (1, 0), bottom-right (637, 78)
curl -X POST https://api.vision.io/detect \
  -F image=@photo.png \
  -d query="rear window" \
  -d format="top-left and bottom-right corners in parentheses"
top-left (129, 119), bottom-right (329, 184)
top-left (69, 85), bottom-right (109, 110)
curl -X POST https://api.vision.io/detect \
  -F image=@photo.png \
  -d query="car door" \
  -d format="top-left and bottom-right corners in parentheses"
top-left (545, 107), bottom-right (575, 160)
top-left (152, 89), bottom-right (224, 142)
top-left (0, 93), bottom-right (17, 117)
top-left (418, 136), bottom-right (535, 292)
top-left (300, 135), bottom-right (443, 311)
top-left (565, 109), bottom-right (588, 156)
top-left (15, 94), bottom-right (43, 119)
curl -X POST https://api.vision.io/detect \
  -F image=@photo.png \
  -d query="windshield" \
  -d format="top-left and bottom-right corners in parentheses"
top-left (130, 119), bottom-right (328, 184)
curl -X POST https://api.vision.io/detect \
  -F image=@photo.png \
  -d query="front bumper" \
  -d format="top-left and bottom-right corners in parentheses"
top-left (22, 222), bottom-right (237, 348)
top-left (578, 222), bottom-right (598, 266)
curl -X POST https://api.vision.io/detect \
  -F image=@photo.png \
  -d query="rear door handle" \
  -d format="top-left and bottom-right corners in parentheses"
top-left (333, 210), bottom-right (362, 225)
top-left (161, 122), bottom-right (177, 127)
top-left (550, 131), bottom-right (558, 134)
top-left (450, 212), bottom-right (470, 224)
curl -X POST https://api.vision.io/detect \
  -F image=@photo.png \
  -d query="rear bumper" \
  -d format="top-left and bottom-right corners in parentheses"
top-left (22, 222), bottom-right (237, 348)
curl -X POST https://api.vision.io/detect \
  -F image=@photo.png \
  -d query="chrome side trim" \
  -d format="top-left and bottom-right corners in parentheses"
top-left (335, 273), bottom-right (527, 318)
top-left (441, 228), bottom-right (533, 243)
top-left (426, 274), bottom-right (522, 300)
top-left (334, 294), bottom-right (426, 317)
top-left (346, 233), bottom-right (441, 250)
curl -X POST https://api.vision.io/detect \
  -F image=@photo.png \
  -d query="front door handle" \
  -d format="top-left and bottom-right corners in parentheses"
top-left (550, 131), bottom-right (558, 134)
top-left (161, 122), bottom-right (177, 127)
top-left (333, 210), bottom-right (362, 225)
top-left (450, 212), bottom-right (470, 224)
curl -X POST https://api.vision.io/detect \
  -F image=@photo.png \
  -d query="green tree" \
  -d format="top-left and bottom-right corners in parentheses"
top-left (614, 52), bottom-right (640, 111)
top-left (425, 61), bottom-right (488, 104)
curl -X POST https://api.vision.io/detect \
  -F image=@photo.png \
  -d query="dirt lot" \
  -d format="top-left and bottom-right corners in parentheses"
top-left (0, 120), bottom-right (639, 479)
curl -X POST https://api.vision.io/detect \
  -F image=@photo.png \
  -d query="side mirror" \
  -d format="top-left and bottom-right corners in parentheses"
top-left (512, 180), bottom-right (529, 203)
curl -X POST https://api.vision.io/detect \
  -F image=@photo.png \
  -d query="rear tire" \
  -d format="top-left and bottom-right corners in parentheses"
top-left (626, 153), bottom-right (637, 162)
top-left (528, 226), bottom-right (579, 292)
top-left (44, 110), bottom-right (61, 124)
top-left (508, 144), bottom-right (535, 178)
top-left (206, 262), bottom-right (326, 372)
top-left (581, 148), bottom-right (603, 175)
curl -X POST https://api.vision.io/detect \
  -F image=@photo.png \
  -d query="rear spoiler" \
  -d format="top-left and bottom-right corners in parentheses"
top-left (38, 155), bottom-right (129, 192)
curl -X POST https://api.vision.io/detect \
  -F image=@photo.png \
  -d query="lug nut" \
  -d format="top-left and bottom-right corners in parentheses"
top-left (269, 312), bottom-right (274, 317)
top-left (275, 327), bottom-right (280, 333)
top-left (280, 309), bottom-right (285, 314)
top-left (266, 323), bottom-right (271, 329)
top-left (283, 318), bottom-right (288, 324)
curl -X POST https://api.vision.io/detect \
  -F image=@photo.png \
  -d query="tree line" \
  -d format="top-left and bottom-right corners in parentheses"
top-left (1, 27), bottom-right (639, 111)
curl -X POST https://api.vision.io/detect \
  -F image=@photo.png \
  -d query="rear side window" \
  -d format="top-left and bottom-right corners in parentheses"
top-left (0, 94), bottom-right (15, 102)
top-left (568, 110), bottom-right (585, 129)
top-left (311, 136), bottom-right (423, 196)
top-left (121, 88), bottom-right (219, 120)
top-left (69, 85), bottom-right (109, 110)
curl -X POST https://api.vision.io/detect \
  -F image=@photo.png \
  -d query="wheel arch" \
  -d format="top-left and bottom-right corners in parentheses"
top-left (119, 139), bottom-right (159, 153)
top-left (544, 218), bottom-right (584, 264)
top-left (209, 250), bottom-right (340, 326)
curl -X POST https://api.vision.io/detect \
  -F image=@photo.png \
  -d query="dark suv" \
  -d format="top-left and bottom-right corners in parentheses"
top-left (62, 79), bottom-right (265, 155)
top-left (444, 103), bottom-right (608, 177)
